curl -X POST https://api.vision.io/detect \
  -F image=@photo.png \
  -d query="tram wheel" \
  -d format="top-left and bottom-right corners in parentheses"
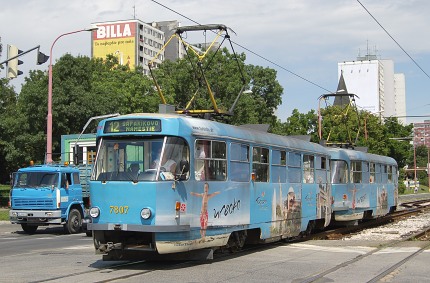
top-left (228, 231), bottom-right (247, 253)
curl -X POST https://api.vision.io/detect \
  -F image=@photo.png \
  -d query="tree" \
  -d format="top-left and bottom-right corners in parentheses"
top-left (7, 54), bottom-right (155, 168)
top-left (406, 145), bottom-right (429, 187)
top-left (271, 109), bottom-right (318, 140)
top-left (272, 106), bottom-right (413, 172)
top-left (0, 78), bottom-right (18, 182)
top-left (383, 117), bottom-right (413, 168)
top-left (152, 48), bottom-right (283, 126)
top-left (0, 49), bottom-right (284, 183)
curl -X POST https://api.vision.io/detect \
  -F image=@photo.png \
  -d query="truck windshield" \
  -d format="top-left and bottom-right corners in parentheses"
top-left (92, 136), bottom-right (189, 182)
top-left (15, 172), bottom-right (59, 188)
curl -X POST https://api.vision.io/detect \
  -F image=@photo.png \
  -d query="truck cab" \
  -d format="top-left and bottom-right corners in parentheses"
top-left (9, 164), bottom-right (85, 234)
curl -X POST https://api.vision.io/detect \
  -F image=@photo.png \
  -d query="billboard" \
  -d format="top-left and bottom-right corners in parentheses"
top-left (92, 21), bottom-right (136, 69)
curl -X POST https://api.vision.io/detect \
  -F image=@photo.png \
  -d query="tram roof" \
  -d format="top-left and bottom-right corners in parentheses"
top-left (103, 113), bottom-right (330, 155)
top-left (328, 147), bottom-right (397, 166)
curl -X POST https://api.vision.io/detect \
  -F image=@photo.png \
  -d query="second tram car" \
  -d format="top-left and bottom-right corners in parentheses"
top-left (328, 147), bottom-right (398, 223)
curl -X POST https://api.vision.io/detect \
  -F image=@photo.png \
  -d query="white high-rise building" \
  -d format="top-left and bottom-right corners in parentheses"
top-left (338, 53), bottom-right (406, 124)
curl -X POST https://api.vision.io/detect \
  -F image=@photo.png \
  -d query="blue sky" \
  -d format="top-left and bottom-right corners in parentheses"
top-left (2, 0), bottom-right (429, 124)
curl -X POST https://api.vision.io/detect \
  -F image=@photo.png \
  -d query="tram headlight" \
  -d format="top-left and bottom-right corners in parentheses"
top-left (89, 207), bottom-right (100, 218)
top-left (141, 208), bottom-right (152, 220)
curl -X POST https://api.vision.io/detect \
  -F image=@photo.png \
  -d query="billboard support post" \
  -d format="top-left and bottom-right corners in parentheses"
top-left (46, 27), bottom-right (98, 163)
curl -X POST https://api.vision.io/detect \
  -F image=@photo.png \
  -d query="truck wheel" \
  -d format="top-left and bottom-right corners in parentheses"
top-left (65, 209), bottom-right (82, 234)
top-left (21, 224), bottom-right (38, 234)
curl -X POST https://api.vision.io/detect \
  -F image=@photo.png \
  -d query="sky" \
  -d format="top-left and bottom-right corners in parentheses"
top-left (1, 0), bottom-right (430, 124)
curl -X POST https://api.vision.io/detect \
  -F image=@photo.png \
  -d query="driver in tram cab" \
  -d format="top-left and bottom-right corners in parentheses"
top-left (128, 163), bottom-right (141, 178)
top-left (151, 148), bottom-right (177, 174)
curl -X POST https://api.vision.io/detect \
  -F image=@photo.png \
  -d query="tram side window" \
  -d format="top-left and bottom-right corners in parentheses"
top-left (303, 155), bottom-right (314, 183)
top-left (381, 165), bottom-right (388, 183)
top-left (351, 161), bottom-right (362, 183)
top-left (330, 160), bottom-right (348, 184)
top-left (392, 166), bottom-right (398, 183)
top-left (252, 146), bottom-right (269, 182)
top-left (315, 156), bottom-right (328, 184)
top-left (375, 164), bottom-right (382, 183)
top-left (195, 139), bottom-right (226, 181)
top-left (272, 149), bottom-right (286, 183)
top-left (230, 143), bottom-right (250, 182)
top-left (369, 162), bottom-right (375, 183)
top-left (288, 152), bottom-right (301, 183)
top-left (362, 162), bottom-right (369, 184)
top-left (387, 165), bottom-right (392, 183)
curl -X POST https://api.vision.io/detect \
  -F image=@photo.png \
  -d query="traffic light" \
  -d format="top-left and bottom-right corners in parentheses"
top-left (37, 50), bottom-right (49, 65)
top-left (7, 45), bottom-right (23, 79)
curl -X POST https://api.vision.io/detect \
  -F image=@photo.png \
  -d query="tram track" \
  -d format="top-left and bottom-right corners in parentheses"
top-left (28, 198), bottom-right (430, 282)
top-left (296, 200), bottom-right (430, 283)
top-left (304, 198), bottom-right (430, 241)
top-left (297, 226), bottom-right (430, 283)
top-left (30, 259), bottom-right (196, 283)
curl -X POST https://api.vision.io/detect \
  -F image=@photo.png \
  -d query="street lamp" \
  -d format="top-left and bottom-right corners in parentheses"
top-left (46, 26), bottom-right (98, 163)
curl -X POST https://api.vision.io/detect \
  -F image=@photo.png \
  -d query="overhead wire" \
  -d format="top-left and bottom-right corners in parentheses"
top-left (151, 0), bottom-right (429, 117)
top-left (150, 0), bottom-right (334, 94)
top-left (356, 0), bottom-right (430, 80)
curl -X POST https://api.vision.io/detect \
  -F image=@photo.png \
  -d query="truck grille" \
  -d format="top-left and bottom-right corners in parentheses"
top-left (14, 199), bottom-right (54, 208)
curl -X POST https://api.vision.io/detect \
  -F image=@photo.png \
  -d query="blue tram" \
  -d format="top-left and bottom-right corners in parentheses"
top-left (88, 113), bottom-right (336, 260)
top-left (328, 148), bottom-right (398, 223)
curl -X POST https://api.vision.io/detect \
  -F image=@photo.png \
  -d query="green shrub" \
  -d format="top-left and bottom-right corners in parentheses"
top-left (0, 209), bottom-right (8, 221)
top-left (0, 185), bottom-right (10, 207)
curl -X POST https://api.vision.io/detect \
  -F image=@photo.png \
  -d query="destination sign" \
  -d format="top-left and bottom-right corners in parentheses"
top-left (104, 119), bottom-right (162, 133)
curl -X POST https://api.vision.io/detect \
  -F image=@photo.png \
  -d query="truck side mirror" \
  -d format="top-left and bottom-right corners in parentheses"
top-left (10, 172), bottom-right (16, 189)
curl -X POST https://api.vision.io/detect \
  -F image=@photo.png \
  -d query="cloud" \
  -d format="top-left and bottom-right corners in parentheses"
top-left (2, 0), bottom-right (430, 122)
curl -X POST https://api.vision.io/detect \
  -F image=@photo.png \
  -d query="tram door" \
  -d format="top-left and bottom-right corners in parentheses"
top-left (315, 156), bottom-right (331, 226)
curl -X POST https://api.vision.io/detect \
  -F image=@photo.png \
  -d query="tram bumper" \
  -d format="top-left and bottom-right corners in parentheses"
top-left (88, 222), bottom-right (190, 232)
top-left (90, 223), bottom-right (192, 256)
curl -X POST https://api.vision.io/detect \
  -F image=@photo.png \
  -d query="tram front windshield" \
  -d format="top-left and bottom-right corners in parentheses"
top-left (92, 136), bottom-right (189, 182)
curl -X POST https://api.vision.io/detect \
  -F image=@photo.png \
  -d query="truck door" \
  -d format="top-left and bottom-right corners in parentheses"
top-left (60, 173), bottom-right (72, 213)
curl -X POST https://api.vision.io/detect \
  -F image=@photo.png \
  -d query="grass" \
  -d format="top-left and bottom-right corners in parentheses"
top-left (0, 184), bottom-right (10, 221)
top-left (0, 209), bottom-right (8, 221)
top-left (402, 185), bottom-right (429, 195)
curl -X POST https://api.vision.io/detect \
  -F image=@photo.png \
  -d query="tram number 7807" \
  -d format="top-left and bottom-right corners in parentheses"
top-left (109, 206), bottom-right (129, 214)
